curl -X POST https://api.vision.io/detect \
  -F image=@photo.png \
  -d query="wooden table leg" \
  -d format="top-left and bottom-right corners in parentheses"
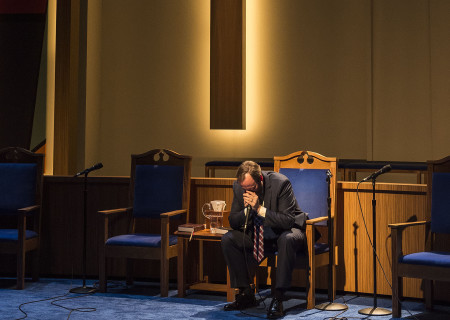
top-left (199, 240), bottom-right (204, 281)
top-left (177, 237), bottom-right (186, 297)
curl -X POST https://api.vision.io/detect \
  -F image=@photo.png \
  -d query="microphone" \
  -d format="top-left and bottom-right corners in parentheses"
top-left (362, 164), bottom-right (392, 181)
top-left (74, 163), bottom-right (103, 177)
top-left (243, 204), bottom-right (252, 231)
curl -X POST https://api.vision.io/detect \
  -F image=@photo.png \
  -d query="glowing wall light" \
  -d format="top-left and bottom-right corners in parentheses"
top-left (210, 0), bottom-right (245, 129)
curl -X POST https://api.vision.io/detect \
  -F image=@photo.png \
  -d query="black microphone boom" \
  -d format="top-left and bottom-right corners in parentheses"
top-left (362, 164), bottom-right (392, 181)
top-left (74, 163), bottom-right (104, 177)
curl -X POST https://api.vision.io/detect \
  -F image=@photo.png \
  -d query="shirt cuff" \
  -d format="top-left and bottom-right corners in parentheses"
top-left (257, 206), bottom-right (266, 218)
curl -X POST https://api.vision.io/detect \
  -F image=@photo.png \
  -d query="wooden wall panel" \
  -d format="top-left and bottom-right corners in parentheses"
top-left (53, 0), bottom-right (87, 175)
top-left (0, 5), bottom-right (47, 149)
top-left (190, 178), bottom-right (234, 225)
top-left (40, 176), bottom-right (129, 277)
top-left (337, 182), bottom-right (428, 298)
top-left (210, 0), bottom-right (245, 129)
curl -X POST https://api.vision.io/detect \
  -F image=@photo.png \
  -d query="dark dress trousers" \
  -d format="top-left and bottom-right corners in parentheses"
top-left (221, 171), bottom-right (307, 289)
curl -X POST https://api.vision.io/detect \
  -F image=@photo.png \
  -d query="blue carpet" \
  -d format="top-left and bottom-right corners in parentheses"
top-left (0, 278), bottom-right (449, 320)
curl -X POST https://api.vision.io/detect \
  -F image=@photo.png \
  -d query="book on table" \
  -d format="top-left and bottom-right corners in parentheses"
top-left (178, 223), bottom-right (205, 233)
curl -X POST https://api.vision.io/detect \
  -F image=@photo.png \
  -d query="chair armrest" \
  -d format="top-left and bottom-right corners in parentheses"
top-left (98, 207), bottom-right (132, 216)
top-left (388, 220), bottom-right (429, 230)
top-left (18, 205), bottom-right (40, 215)
top-left (306, 216), bottom-right (328, 225)
top-left (160, 209), bottom-right (188, 218)
top-left (160, 209), bottom-right (188, 251)
top-left (390, 220), bottom-right (429, 264)
top-left (99, 208), bottom-right (132, 243)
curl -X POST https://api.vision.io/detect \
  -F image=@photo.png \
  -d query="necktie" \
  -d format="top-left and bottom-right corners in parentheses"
top-left (253, 215), bottom-right (264, 262)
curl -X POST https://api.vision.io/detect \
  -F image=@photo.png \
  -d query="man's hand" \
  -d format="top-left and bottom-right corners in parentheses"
top-left (243, 191), bottom-right (260, 212)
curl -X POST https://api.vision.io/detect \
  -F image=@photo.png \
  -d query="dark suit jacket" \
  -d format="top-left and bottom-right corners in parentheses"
top-left (228, 171), bottom-right (307, 238)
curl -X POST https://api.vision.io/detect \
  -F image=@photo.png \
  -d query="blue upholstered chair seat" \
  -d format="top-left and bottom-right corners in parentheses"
top-left (400, 251), bottom-right (450, 268)
top-left (0, 229), bottom-right (38, 242)
top-left (105, 233), bottom-right (178, 247)
top-left (314, 242), bottom-right (330, 255)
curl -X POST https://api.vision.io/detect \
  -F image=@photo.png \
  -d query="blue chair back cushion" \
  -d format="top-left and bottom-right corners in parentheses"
top-left (0, 229), bottom-right (39, 242)
top-left (133, 165), bottom-right (184, 218)
top-left (105, 233), bottom-right (178, 247)
top-left (400, 251), bottom-right (450, 268)
top-left (279, 168), bottom-right (328, 223)
top-left (0, 163), bottom-right (37, 215)
top-left (431, 172), bottom-right (450, 234)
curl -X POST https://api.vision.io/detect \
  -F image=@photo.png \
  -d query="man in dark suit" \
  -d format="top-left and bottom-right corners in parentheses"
top-left (221, 161), bottom-right (307, 319)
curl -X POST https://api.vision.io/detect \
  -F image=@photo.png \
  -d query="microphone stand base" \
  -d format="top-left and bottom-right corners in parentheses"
top-left (315, 302), bottom-right (348, 311)
top-left (358, 307), bottom-right (391, 316)
top-left (69, 286), bottom-right (97, 294)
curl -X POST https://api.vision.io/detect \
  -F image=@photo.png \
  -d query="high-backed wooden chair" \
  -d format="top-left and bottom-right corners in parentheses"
top-left (389, 156), bottom-right (450, 318)
top-left (0, 147), bottom-right (44, 289)
top-left (99, 149), bottom-right (191, 296)
top-left (259, 151), bottom-right (338, 309)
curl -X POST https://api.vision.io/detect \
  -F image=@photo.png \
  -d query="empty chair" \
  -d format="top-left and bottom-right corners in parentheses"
top-left (0, 147), bottom-right (44, 289)
top-left (389, 155), bottom-right (450, 318)
top-left (98, 149), bottom-right (191, 296)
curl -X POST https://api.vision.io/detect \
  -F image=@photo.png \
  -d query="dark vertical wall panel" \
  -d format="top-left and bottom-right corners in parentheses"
top-left (53, 0), bottom-right (87, 175)
top-left (210, 0), bottom-right (245, 129)
top-left (0, 1), bottom-right (47, 149)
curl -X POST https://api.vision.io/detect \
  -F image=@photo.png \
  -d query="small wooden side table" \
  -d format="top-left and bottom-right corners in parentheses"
top-left (176, 229), bottom-right (236, 302)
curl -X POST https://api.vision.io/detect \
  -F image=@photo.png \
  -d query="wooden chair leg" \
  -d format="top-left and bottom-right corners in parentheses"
top-left (392, 275), bottom-right (402, 318)
top-left (31, 249), bottom-right (40, 282)
top-left (160, 258), bottom-right (169, 297)
top-left (306, 225), bottom-right (315, 309)
top-left (126, 259), bottom-right (134, 286)
top-left (17, 249), bottom-right (25, 290)
top-left (253, 273), bottom-right (259, 292)
top-left (424, 279), bottom-right (433, 310)
top-left (391, 228), bottom-right (402, 318)
top-left (17, 215), bottom-right (26, 290)
top-left (99, 251), bottom-right (107, 292)
top-left (306, 266), bottom-right (315, 309)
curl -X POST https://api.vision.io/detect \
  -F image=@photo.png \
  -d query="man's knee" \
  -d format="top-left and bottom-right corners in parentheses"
top-left (221, 232), bottom-right (233, 250)
top-left (277, 229), bottom-right (305, 252)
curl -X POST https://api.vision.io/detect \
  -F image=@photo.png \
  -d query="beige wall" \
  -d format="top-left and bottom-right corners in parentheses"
top-left (84, 0), bottom-right (450, 178)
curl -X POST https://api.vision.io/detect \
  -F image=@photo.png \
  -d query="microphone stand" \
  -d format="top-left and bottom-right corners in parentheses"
top-left (70, 172), bottom-right (97, 294)
top-left (358, 178), bottom-right (390, 315)
top-left (316, 170), bottom-right (347, 311)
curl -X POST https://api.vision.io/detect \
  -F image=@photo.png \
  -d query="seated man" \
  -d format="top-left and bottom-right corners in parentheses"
top-left (221, 161), bottom-right (308, 319)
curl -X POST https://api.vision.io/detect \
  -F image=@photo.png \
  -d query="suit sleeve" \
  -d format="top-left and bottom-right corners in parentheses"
top-left (264, 179), bottom-right (303, 230)
top-left (228, 182), bottom-right (248, 230)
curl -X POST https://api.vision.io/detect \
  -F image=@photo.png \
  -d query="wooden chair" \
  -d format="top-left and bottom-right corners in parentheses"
top-left (258, 150), bottom-right (338, 309)
top-left (389, 156), bottom-right (450, 318)
top-left (98, 149), bottom-right (191, 296)
top-left (0, 147), bottom-right (44, 289)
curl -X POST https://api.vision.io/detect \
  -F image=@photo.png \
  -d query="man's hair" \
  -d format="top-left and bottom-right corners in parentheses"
top-left (236, 161), bottom-right (262, 183)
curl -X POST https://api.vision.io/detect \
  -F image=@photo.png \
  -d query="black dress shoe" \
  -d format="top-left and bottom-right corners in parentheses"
top-left (224, 292), bottom-right (258, 311)
top-left (267, 298), bottom-right (285, 319)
